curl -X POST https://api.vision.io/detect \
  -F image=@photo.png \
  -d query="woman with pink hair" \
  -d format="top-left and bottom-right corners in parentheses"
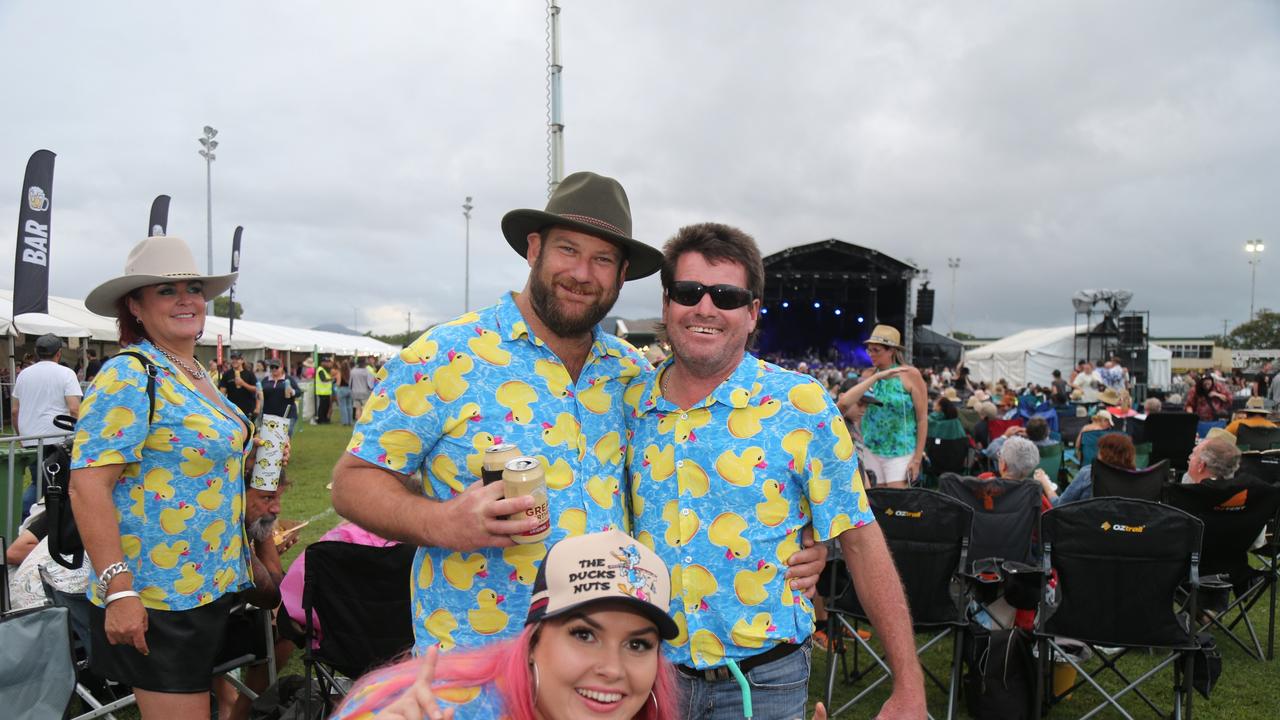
top-left (331, 529), bottom-right (681, 720)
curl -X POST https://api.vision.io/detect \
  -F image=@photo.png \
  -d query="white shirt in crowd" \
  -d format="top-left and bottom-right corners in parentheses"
top-left (12, 360), bottom-right (82, 447)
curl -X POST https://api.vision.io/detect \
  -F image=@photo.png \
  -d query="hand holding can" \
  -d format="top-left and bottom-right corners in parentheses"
top-left (502, 457), bottom-right (550, 544)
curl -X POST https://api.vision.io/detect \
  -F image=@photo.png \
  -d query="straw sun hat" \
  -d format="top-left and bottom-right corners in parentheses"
top-left (84, 236), bottom-right (237, 317)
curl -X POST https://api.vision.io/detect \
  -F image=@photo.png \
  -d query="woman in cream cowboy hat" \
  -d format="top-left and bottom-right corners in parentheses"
top-left (71, 236), bottom-right (252, 719)
top-left (837, 324), bottom-right (928, 488)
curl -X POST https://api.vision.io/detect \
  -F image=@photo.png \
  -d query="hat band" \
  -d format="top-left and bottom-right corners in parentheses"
top-left (868, 335), bottom-right (897, 345)
top-left (558, 213), bottom-right (626, 237)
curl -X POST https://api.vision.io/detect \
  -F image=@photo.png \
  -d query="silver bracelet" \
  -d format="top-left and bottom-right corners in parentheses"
top-left (104, 590), bottom-right (142, 606)
top-left (97, 561), bottom-right (132, 596)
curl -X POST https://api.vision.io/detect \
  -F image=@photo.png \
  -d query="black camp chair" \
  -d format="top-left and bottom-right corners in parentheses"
top-left (1236, 424), bottom-right (1280, 451)
top-left (1091, 459), bottom-right (1169, 502)
top-left (925, 419), bottom-right (971, 481)
top-left (1164, 480), bottom-right (1280, 660)
top-left (1145, 412), bottom-right (1199, 475)
top-left (1034, 498), bottom-right (1203, 719)
top-left (823, 488), bottom-right (972, 720)
top-left (302, 542), bottom-right (416, 716)
top-left (938, 474), bottom-right (1040, 569)
top-left (1238, 450), bottom-right (1280, 486)
top-left (1057, 412), bottom-right (1092, 449)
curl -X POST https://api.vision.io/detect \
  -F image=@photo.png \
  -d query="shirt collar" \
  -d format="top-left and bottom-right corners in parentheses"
top-left (493, 291), bottom-right (611, 360)
top-left (636, 351), bottom-right (764, 416)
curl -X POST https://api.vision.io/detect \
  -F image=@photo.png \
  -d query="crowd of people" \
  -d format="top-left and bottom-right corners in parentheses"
top-left (5, 169), bottom-right (1279, 720)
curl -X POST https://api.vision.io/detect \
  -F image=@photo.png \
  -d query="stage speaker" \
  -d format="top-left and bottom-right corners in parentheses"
top-left (1125, 348), bottom-right (1148, 384)
top-left (915, 286), bottom-right (935, 326)
top-left (1119, 315), bottom-right (1144, 346)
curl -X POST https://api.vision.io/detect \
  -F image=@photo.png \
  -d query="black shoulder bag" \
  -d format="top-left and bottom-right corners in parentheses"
top-left (45, 351), bottom-right (158, 569)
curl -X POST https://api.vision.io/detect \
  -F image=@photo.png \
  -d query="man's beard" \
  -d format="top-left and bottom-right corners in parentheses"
top-left (528, 257), bottom-right (620, 338)
top-left (248, 513), bottom-right (277, 543)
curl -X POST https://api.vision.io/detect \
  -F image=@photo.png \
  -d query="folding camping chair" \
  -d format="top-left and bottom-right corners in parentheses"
top-left (957, 407), bottom-right (980, 436)
top-left (1036, 443), bottom-right (1064, 488)
top-left (1236, 424), bottom-right (1280, 451)
top-left (1145, 411), bottom-right (1199, 475)
top-left (1078, 430), bottom-right (1122, 468)
top-left (1238, 449), bottom-right (1280, 485)
top-left (1057, 412), bottom-right (1091, 449)
top-left (1197, 419), bottom-right (1227, 439)
top-left (0, 604), bottom-right (77, 720)
top-left (212, 601), bottom-right (278, 705)
top-left (823, 488), bottom-right (973, 720)
top-left (1091, 459), bottom-right (1169, 502)
top-left (1033, 498), bottom-right (1202, 719)
top-left (938, 474), bottom-right (1041, 631)
top-left (938, 474), bottom-right (1040, 569)
top-left (302, 541), bottom-right (416, 716)
top-left (987, 417), bottom-right (1025, 441)
top-left (1164, 481), bottom-right (1280, 660)
top-left (925, 418), bottom-right (971, 483)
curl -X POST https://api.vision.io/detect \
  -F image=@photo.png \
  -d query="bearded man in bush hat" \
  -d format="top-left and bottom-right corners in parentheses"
top-left (332, 172), bottom-right (827, 653)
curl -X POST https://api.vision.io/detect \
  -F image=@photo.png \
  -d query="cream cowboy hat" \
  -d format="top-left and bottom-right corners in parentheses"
top-left (942, 387), bottom-right (960, 402)
top-left (84, 236), bottom-right (237, 317)
top-left (864, 324), bottom-right (903, 349)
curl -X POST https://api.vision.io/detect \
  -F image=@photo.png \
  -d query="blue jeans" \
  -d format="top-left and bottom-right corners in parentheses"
top-left (676, 642), bottom-right (812, 720)
top-left (336, 387), bottom-right (353, 425)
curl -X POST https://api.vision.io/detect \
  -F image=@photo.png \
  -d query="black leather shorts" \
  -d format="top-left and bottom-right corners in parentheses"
top-left (88, 593), bottom-right (237, 693)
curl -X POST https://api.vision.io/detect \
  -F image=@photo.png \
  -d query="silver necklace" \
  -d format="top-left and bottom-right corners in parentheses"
top-left (157, 347), bottom-right (206, 380)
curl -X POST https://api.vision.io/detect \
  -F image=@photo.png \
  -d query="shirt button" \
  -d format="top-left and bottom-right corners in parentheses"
top-left (684, 556), bottom-right (693, 563)
top-left (681, 413), bottom-right (688, 420)
top-left (681, 509), bottom-right (690, 516)
top-left (676, 460), bottom-right (685, 468)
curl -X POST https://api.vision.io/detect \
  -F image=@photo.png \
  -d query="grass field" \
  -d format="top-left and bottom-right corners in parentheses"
top-left (90, 423), bottom-right (1280, 718)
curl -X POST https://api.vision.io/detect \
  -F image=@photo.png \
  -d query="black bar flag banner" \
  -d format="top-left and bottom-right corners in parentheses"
top-left (228, 226), bottom-right (242, 338)
top-left (149, 195), bottom-right (171, 236)
top-left (13, 149), bottom-right (56, 316)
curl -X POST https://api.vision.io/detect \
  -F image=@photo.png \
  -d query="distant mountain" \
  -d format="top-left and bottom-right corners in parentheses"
top-left (312, 323), bottom-right (362, 336)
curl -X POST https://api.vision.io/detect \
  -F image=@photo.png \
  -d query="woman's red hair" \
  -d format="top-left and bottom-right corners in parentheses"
top-left (114, 294), bottom-right (149, 346)
top-left (338, 624), bottom-right (678, 720)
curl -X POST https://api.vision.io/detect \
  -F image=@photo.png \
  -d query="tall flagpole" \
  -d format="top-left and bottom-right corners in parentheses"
top-left (547, 0), bottom-right (564, 197)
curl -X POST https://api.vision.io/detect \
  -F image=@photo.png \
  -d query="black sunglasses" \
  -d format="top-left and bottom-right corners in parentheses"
top-left (666, 281), bottom-right (756, 310)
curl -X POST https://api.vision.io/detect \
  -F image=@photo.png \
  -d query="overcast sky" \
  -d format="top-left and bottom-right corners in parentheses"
top-left (2, 1), bottom-right (1277, 340)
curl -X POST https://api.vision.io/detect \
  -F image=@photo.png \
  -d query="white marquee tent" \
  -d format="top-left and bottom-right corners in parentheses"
top-left (966, 325), bottom-right (1171, 389)
top-left (2, 290), bottom-right (399, 358)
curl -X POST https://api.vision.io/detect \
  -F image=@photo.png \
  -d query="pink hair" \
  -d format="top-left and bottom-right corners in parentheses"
top-left (336, 624), bottom-right (679, 720)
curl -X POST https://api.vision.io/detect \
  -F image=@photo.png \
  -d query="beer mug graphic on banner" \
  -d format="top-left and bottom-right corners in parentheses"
top-left (250, 414), bottom-right (290, 491)
top-left (28, 186), bottom-right (50, 211)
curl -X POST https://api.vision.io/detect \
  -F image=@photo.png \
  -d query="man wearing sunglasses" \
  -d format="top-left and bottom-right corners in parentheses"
top-left (625, 223), bottom-right (924, 719)
top-left (331, 175), bottom-right (828, 655)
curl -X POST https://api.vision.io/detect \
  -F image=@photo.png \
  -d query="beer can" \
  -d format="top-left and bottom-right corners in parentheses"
top-left (503, 456), bottom-right (551, 544)
top-left (482, 443), bottom-right (521, 485)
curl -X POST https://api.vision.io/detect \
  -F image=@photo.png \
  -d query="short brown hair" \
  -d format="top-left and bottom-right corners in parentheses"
top-left (659, 223), bottom-right (764, 302)
top-left (658, 223), bottom-right (765, 344)
top-left (1097, 433), bottom-right (1136, 470)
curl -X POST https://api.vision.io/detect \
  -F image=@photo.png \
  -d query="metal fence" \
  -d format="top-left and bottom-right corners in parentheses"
top-left (2, 431), bottom-right (73, 542)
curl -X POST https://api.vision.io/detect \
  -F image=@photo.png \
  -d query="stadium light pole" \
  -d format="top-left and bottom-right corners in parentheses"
top-left (198, 126), bottom-right (218, 278)
top-left (947, 257), bottom-right (961, 336)
top-left (463, 196), bottom-right (474, 313)
top-left (1246, 239), bottom-right (1264, 321)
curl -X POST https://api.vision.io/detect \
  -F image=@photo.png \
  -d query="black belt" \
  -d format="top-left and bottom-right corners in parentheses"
top-left (676, 640), bottom-right (807, 682)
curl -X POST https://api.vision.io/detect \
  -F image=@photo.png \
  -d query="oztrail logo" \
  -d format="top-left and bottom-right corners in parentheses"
top-left (1100, 521), bottom-right (1144, 533)
top-left (883, 507), bottom-right (923, 519)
